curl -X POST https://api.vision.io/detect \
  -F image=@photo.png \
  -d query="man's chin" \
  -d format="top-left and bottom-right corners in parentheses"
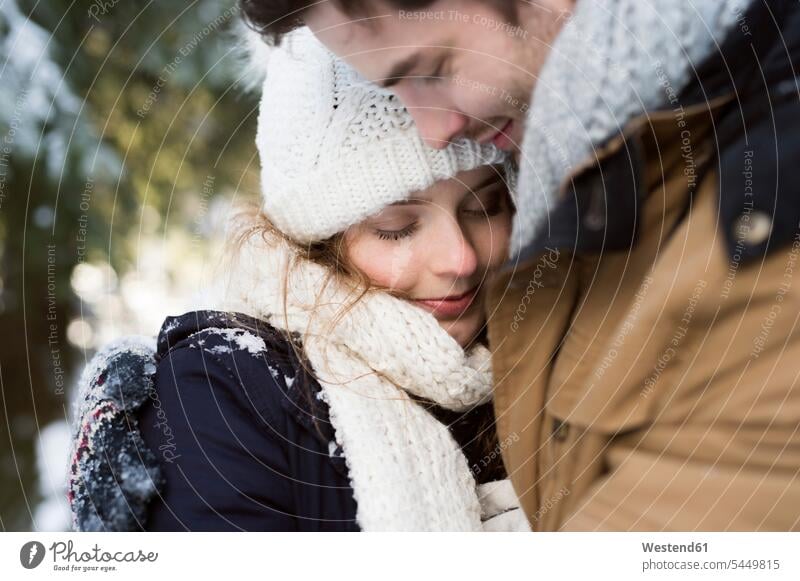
top-left (489, 116), bottom-right (524, 156)
top-left (509, 120), bottom-right (526, 154)
top-left (500, 135), bottom-right (522, 161)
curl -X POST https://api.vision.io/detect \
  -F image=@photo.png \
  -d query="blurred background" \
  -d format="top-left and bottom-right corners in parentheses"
top-left (0, 0), bottom-right (261, 530)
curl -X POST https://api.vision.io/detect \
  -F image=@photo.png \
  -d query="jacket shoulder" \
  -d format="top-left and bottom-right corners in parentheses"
top-left (142, 311), bottom-right (349, 530)
top-left (155, 310), bottom-right (321, 430)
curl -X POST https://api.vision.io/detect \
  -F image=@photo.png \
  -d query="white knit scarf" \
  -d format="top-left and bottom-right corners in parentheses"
top-left (215, 233), bottom-right (496, 531)
top-left (512, 0), bottom-right (755, 256)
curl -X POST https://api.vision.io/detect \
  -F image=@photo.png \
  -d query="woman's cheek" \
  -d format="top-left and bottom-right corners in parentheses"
top-left (490, 214), bottom-right (512, 267)
top-left (348, 237), bottom-right (421, 291)
top-left (470, 216), bottom-right (511, 272)
top-left (381, 241), bottom-right (418, 289)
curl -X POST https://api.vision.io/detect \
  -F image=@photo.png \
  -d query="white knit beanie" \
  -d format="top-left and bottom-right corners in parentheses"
top-left (256, 27), bottom-right (510, 243)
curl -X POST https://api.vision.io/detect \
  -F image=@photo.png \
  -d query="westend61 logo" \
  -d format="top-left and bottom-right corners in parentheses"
top-left (19, 540), bottom-right (158, 572)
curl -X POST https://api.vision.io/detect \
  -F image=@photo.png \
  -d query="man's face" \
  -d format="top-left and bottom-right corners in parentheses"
top-left (306, 0), bottom-right (573, 154)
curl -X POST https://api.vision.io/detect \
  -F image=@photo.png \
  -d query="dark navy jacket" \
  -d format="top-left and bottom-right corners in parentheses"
top-left (137, 310), bottom-right (503, 531)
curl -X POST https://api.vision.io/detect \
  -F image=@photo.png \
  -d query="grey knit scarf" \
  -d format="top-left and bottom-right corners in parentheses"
top-left (512, 0), bottom-right (755, 257)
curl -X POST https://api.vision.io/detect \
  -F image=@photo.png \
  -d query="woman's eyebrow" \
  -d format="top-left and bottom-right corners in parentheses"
top-left (390, 175), bottom-right (503, 206)
top-left (391, 198), bottom-right (428, 206)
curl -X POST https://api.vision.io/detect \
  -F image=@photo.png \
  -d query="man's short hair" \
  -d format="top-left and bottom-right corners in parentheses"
top-left (239, 0), bottom-right (433, 44)
top-left (240, 0), bottom-right (516, 45)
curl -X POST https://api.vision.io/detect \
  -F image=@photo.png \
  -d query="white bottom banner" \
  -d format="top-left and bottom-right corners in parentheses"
top-left (1, 532), bottom-right (798, 580)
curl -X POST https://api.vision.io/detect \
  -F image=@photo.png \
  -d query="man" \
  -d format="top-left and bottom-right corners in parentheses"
top-left (242, 0), bottom-right (568, 152)
top-left (241, 0), bottom-right (800, 531)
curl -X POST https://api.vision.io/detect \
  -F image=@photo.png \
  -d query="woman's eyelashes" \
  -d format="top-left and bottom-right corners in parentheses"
top-left (375, 221), bottom-right (419, 241)
top-left (372, 189), bottom-right (507, 242)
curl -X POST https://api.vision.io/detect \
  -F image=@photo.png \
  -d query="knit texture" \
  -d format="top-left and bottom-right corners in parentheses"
top-left (477, 480), bottom-right (533, 532)
top-left (258, 27), bottom-right (510, 243)
top-left (512, 0), bottom-right (755, 257)
top-left (214, 232), bottom-right (526, 531)
top-left (66, 308), bottom-right (528, 531)
top-left (67, 336), bottom-right (163, 531)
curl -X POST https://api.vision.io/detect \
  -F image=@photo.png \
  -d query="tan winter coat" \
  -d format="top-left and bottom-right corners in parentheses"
top-left (486, 4), bottom-right (800, 531)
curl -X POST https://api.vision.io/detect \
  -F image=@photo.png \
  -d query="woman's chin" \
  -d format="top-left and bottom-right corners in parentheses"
top-left (438, 315), bottom-right (483, 349)
top-left (401, 293), bottom-right (485, 348)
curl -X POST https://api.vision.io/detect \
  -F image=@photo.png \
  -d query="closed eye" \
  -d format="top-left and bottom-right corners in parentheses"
top-left (382, 52), bottom-right (449, 88)
top-left (375, 222), bottom-right (419, 241)
top-left (420, 58), bottom-right (447, 84)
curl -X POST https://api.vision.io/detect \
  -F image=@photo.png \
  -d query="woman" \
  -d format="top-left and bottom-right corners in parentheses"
top-left (68, 27), bottom-right (526, 532)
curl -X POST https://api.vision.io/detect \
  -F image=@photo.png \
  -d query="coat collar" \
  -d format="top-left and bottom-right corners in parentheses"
top-left (507, 0), bottom-right (800, 274)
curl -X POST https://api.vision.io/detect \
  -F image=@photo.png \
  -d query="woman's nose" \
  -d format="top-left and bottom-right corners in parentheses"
top-left (431, 219), bottom-right (478, 279)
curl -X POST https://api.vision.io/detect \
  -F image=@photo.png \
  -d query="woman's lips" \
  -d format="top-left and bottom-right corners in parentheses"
top-left (412, 286), bottom-right (480, 319)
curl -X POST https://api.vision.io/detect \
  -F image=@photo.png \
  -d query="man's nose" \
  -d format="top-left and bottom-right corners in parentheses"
top-left (406, 105), bottom-right (470, 149)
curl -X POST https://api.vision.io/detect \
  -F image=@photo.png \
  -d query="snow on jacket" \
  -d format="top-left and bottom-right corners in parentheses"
top-left (68, 310), bottom-right (513, 531)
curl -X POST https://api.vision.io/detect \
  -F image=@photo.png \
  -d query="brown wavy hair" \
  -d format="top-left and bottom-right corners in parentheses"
top-left (224, 202), bottom-right (379, 342)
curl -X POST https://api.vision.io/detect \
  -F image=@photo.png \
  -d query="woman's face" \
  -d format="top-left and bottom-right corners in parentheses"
top-left (344, 165), bottom-right (513, 348)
